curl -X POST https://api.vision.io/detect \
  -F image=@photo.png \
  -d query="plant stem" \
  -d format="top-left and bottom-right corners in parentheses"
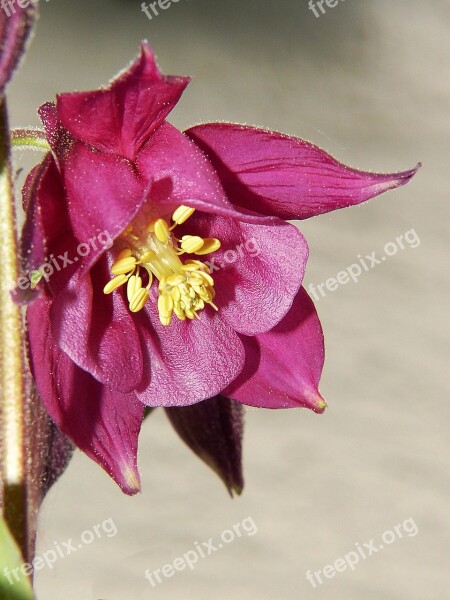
top-left (0, 96), bottom-right (27, 558)
top-left (11, 128), bottom-right (50, 151)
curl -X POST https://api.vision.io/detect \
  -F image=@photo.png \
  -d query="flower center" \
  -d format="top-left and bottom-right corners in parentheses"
top-left (103, 206), bottom-right (221, 326)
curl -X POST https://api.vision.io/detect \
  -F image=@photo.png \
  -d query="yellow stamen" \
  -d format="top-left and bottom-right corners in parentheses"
top-left (127, 274), bottom-right (143, 303)
top-left (194, 238), bottom-right (221, 255)
top-left (104, 205), bottom-right (222, 324)
top-left (103, 274), bottom-right (127, 294)
top-left (172, 205), bottom-right (195, 225)
top-left (129, 288), bottom-right (149, 313)
top-left (158, 294), bottom-right (174, 326)
top-left (153, 219), bottom-right (170, 244)
top-left (167, 273), bottom-right (186, 287)
top-left (111, 256), bottom-right (137, 275)
top-left (179, 235), bottom-right (204, 254)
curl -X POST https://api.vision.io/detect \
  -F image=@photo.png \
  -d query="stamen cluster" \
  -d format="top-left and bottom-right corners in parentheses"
top-left (103, 206), bottom-right (220, 326)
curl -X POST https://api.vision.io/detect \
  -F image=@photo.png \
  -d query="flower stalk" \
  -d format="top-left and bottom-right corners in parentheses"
top-left (11, 128), bottom-right (50, 151)
top-left (0, 96), bottom-right (27, 558)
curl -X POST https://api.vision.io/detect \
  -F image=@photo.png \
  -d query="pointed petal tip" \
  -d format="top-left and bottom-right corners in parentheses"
top-left (394, 162), bottom-right (422, 183)
top-left (118, 463), bottom-right (141, 496)
top-left (375, 162), bottom-right (422, 194)
top-left (314, 398), bottom-right (327, 414)
top-left (222, 471), bottom-right (244, 498)
top-left (306, 390), bottom-right (327, 414)
top-left (230, 481), bottom-right (244, 497)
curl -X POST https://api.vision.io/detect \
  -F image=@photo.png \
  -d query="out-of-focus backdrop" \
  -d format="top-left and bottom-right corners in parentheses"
top-left (9, 0), bottom-right (449, 598)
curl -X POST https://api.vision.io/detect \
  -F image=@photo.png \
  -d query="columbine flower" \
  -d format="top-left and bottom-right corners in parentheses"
top-left (20, 43), bottom-right (418, 494)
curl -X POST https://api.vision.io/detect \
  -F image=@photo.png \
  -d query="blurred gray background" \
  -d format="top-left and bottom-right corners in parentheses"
top-left (9, 0), bottom-right (449, 598)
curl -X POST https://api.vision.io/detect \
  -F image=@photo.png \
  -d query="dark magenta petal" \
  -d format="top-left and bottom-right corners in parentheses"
top-left (226, 288), bottom-right (326, 411)
top-left (37, 420), bottom-right (74, 500)
top-left (165, 395), bottom-right (244, 495)
top-left (14, 155), bottom-right (55, 304)
top-left (64, 141), bottom-right (148, 247)
top-left (56, 42), bottom-right (190, 159)
top-left (135, 122), bottom-right (271, 224)
top-left (27, 295), bottom-right (144, 495)
top-left (186, 123), bottom-right (421, 220)
top-left (50, 258), bottom-right (144, 393)
top-left (62, 141), bottom-right (155, 282)
top-left (0, 3), bottom-right (35, 90)
top-left (39, 102), bottom-right (74, 161)
top-left (185, 213), bottom-right (309, 334)
top-left (135, 308), bottom-right (245, 407)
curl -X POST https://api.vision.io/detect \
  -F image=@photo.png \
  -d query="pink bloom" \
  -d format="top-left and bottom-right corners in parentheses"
top-left (20, 43), bottom-right (419, 494)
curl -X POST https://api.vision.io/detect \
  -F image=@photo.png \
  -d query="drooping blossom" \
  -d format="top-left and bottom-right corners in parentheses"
top-left (19, 43), bottom-right (419, 494)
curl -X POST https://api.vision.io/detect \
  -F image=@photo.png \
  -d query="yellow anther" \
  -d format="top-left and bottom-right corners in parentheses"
top-left (172, 205), bottom-right (195, 225)
top-left (167, 274), bottom-right (186, 287)
top-left (105, 208), bottom-right (222, 323)
top-left (183, 260), bottom-right (210, 273)
top-left (171, 287), bottom-right (181, 302)
top-left (158, 294), bottom-right (174, 316)
top-left (103, 274), bottom-right (127, 295)
top-left (158, 294), bottom-right (174, 326)
top-left (111, 256), bottom-right (137, 275)
top-left (194, 238), bottom-right (221, 255)
top-left (180, 235), bottom-right (204, 254)
top-left (188, 275), bottom-right (204, 286)
top-left (127, 274), bottom-right (143, 303)
top-left (154, 218), bottom-right (170, 243)
top-left (129, 288), bottom-right (149, 313)
top-left (174, 305), bottom-right (186, 320)
top-left (182, 263), bottom-right (200, 272)
top-left (196, 271), bottom-right (214, 287)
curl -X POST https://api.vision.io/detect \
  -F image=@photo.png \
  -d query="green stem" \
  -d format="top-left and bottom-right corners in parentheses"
top-left (11, 128), bottom-right (50, 151)
top-left (0, 98), bottom-right (27, 558)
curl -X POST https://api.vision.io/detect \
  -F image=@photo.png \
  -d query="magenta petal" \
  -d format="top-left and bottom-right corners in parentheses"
top-left (14, 156), bottom-right (54, 304)
top-left (50, 259), bottom-right (144, 393)
top-left (186, 123), bottom-right (420, 220)
top-left (225, 288), bottom-right (326, 411)
top-left (0, 3), bottom-right (35, 90)
top-left (64, 142), bottom-right (147, 240)
top-left (165, 395), bottom-right (244, 495)
top-left (135, 309), bottom-right (245, 407)
top-left (135, 122), bottom-right (270, 224)
top-left (27, 296), bottom-right (143, 495)
top-left (63, 142), bottom-right (153, 277)
top-left (57, 43), bottom-right (190, 159)
top-left (39, 101), bottom-right (75, 163)
top-left (186, 213), bottom-right (309, 334)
